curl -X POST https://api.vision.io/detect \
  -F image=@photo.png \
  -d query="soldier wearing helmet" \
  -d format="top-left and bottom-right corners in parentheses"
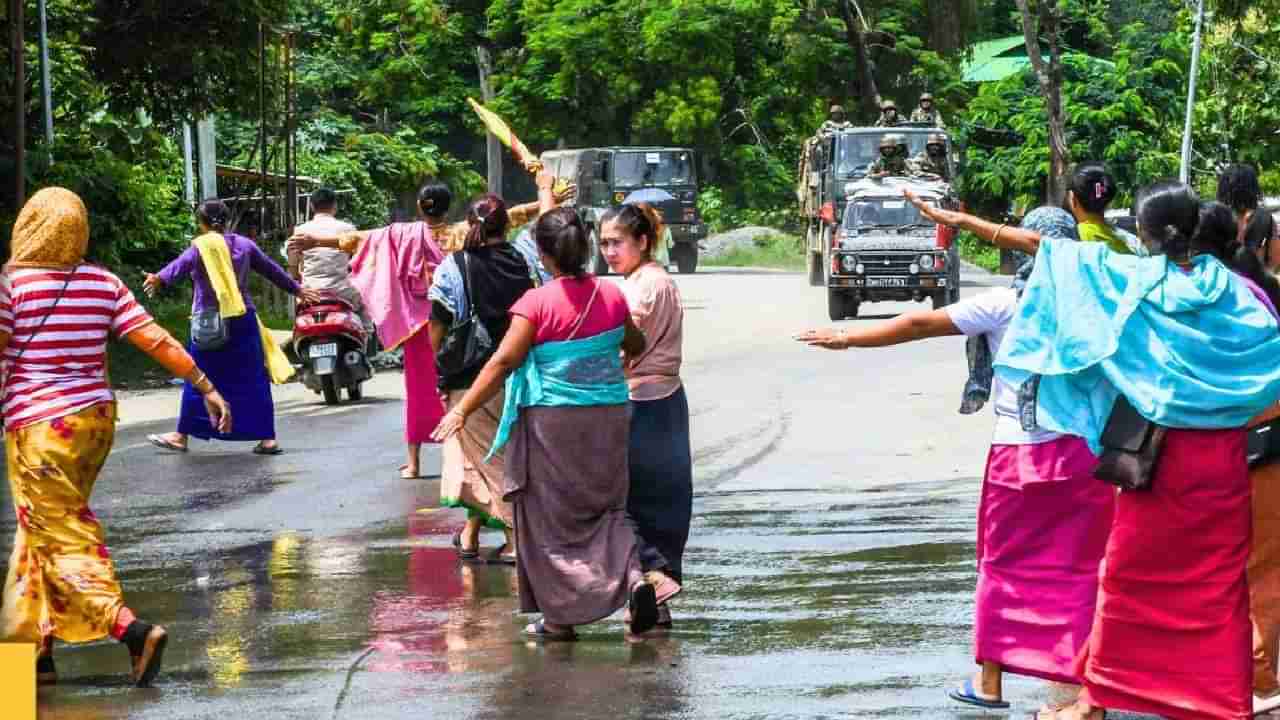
top-left (913, 132), bottom-right (950, 180)
top-left (875, 99), bottom-right (902, 127)
top-left (819, 104), bottom-right (854, 135)
top-left (911, 93), bottom-right (945, 128)
top-left (868, 133), bottom-right (913, 178)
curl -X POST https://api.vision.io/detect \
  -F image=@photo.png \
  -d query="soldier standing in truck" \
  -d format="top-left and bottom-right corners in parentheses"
top-left (875, 100), bottom-right (902, 127)
top-left (911, 94), bottom-right (945, 127)
top-left (820, 105), bottom-right (854, 135)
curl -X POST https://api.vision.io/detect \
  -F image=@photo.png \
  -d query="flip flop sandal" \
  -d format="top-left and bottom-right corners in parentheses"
top-left (486, 544), bottom-right (517, 565)
top-left (253, 444), bottom-right (284, 456)
top-left (524, 618), bottom-right (576, 642)
top-left (947, 677), bottom-right (1009, 710)
top-left (452, 531), bottom-right (462, 548)
top-left (457, 543), bottom-right (481, 561)
top-left (147, 434), bottom-right (188, 453)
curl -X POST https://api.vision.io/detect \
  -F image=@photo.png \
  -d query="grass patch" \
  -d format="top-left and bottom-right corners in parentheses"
top-left (703, 233), bottom-right (806, 271)
top-left (956, 231), bottom-right (1000, 273)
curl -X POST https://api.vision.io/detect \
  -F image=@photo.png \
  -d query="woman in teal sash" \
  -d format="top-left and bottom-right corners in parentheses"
top-left (433, 207), bottom-right (667, 640)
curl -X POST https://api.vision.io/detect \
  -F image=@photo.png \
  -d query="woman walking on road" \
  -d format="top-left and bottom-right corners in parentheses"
top-left (145, 200), bottom-right (309, 455)
top-left (432, 207), bottom-right (666, 640)
top-left (798, 208), bottom-right (1114, 713)
top-left (290, 182), bottom-right (449, 479)
top-left (1, 188), bottom-right (233, 687)
top-left (600, 202), bottom-right (690, 631)
top-left (428, 193), bottom-right (538, 563)
top-left (908, 183), bottom-right (1280, 720)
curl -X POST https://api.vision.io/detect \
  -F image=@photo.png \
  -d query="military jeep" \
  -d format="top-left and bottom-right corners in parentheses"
top-left (540, 147), bottom-right (707, 273)
top-left (825, 176), bottom-right (960, 320)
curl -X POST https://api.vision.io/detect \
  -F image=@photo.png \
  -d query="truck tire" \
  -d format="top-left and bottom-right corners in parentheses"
top-left (674, 244), bottom-right (698, 274)
top-left (589, 228), bottom-right (609, 275)
top-left (347, 384), bottom-right (363, 402)
top-left (828, 289), bottom-right (857, 321)
top-left (948, 284), bottom-right (961, 304)
top-left (931, 292), bottom-right (951, 310)
top-left (321, 375), bottom-right (340, 405)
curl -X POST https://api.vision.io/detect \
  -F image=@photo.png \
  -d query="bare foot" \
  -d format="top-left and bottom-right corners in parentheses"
top-left (1037, 701), bottom-right (1104, 720)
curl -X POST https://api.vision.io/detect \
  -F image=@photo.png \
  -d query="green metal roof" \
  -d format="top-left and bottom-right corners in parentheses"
top-left (962, 35), bottom-right (1115, 82)
top-left (963, 36), bottom-right (1034, 82)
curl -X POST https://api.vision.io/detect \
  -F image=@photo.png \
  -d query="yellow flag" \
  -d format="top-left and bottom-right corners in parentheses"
top-left (467, 98), bottom-right (538, 169)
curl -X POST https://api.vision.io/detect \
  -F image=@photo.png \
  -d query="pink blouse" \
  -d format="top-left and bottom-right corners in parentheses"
top-left (620, 262), bottom-right (683, 401)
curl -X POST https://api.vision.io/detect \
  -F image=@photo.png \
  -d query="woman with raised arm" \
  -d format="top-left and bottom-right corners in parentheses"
top-left (431, 207), bottom-right (666, 641)
top-left (145, 200), bottom-right (310, 456)
top-left (427, 194), bottom-right (537, 564)
top-left (909, 183), bottom-right (1280, 720)
top-left (1, 188), bottom-right (232, 688)
top-left (799, 208), bottom-right (1113, 714)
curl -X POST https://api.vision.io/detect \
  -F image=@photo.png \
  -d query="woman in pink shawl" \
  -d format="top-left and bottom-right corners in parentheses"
top-left (290, 183), bottom-right (448, 479)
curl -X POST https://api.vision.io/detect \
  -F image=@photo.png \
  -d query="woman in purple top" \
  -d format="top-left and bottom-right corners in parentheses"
top-left (143, 201), bottom-right (311, 454)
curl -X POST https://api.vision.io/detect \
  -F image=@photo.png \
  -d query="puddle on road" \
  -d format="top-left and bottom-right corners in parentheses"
top-left (16, 478), bottom-right (1095, 720)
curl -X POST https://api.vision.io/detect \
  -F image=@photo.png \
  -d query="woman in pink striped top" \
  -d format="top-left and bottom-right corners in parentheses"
top-left (0, 188), bottom-right (231, 688)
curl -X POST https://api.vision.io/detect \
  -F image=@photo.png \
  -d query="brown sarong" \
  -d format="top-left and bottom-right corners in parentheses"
top-left (503, 404), bottom-right (642, 626)
top-left (440, 389), bottom-right (513, 528)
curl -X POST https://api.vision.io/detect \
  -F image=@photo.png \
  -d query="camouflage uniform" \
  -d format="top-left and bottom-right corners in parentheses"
top-left (875, 111), bottom-right (902, 127)
top-left (912, 152), bottom-right (948, 179)
top-left (868, 154), bottom-right (913, 177)
top-left (910, 108), bottom-right (945, 127)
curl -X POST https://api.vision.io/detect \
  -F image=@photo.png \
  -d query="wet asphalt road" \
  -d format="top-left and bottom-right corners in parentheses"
top-left (5, 268), bottom-right (1157, 719)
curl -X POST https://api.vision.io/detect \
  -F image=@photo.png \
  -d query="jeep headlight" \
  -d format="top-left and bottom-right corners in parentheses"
top-left (919, 255), bottom-right (935, 271)
top-left (840, 255), bottom-right (858, 272)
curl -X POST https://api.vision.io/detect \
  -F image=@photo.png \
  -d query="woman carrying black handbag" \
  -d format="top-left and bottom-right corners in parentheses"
top-left (427, 183), bottom-right (555, 563)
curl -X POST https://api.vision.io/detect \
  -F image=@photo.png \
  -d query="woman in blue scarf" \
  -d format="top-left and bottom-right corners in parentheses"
top-left (908, 183), bottom-right (1280, 720)
top-left (432, 208), bottom-right (666, 641)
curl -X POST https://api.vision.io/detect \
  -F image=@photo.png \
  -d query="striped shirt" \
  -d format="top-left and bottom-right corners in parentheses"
top-left (0, 266), bottom-right (153, 429)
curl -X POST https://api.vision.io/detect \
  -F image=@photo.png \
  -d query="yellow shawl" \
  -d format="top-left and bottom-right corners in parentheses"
top-left (193, 233), bottom-right (295, 384)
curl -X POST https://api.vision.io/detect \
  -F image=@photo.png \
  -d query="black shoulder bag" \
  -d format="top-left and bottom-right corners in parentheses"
top-left (436, 251), bottom-right (496, 378)
top-left (1093, 395), bottom-right (1167, 492)
top-left (190, 237), bottom-right (232, 352)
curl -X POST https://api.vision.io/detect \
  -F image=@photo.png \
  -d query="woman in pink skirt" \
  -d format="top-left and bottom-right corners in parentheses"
top-left (799, 207), bottom-right (1113, 712)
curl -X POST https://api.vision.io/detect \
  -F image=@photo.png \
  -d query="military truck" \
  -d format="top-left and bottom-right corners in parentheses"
top-left (540, 147), bottom-right (707, 273)
top-left (798, 126), bottom-right (956, 288)
top-left (824, 176), bottom-right (959, 320)
top-left (796, 126), bottom-right (960, 319)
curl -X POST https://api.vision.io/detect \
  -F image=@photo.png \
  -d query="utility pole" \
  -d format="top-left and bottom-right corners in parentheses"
top-left (11, 0), bottom-right (26, 209)
top-left (476, 46), bottom-right (502, 195)
top-left (1179, 0), bottom-right (1206, 184)
top-left (37, 0), bottom-right (52, 161)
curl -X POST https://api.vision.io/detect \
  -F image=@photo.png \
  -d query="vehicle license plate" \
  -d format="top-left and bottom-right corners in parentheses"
top-left (866, 277), bottom-right (909, 288)
top-left (309, 343), bottom-right (339, 358)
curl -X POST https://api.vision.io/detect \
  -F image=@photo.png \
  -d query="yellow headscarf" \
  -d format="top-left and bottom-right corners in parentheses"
top-left (8, 187), bottom-right (90, 270)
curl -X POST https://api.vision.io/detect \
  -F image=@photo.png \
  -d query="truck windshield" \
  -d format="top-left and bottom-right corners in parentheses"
top-left (842, 198), bottom-right (938, 232)
top-left (835, 133), bottom-right (941, 176)
top-left (614, 151), bottom-right (695, 187)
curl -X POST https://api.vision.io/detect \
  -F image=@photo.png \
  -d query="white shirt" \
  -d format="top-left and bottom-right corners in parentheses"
top-left (945, 288), bottom-right (1062, 445)
top-left (292, 213), bottom-right (360, 307)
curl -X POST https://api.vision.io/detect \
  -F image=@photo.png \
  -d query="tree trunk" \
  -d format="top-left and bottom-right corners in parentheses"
top-left (11, 0), bottom-right (26, 210)
top-left (925, 0), bottom-right (974, 55)
top-left (475, 45), bottom-right (502, 195)
top-left (838, 0), bottom-right (881, 118)
top-left (1015, 0), bottom-right (1069, 204)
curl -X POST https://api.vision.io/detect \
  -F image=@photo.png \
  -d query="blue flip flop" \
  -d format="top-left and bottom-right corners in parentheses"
top-left (947, 677), bottom-right (1010, 710)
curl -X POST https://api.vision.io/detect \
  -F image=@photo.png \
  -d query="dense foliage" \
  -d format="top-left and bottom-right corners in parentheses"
top-left (3, 0), bottom-right (1280, 266)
